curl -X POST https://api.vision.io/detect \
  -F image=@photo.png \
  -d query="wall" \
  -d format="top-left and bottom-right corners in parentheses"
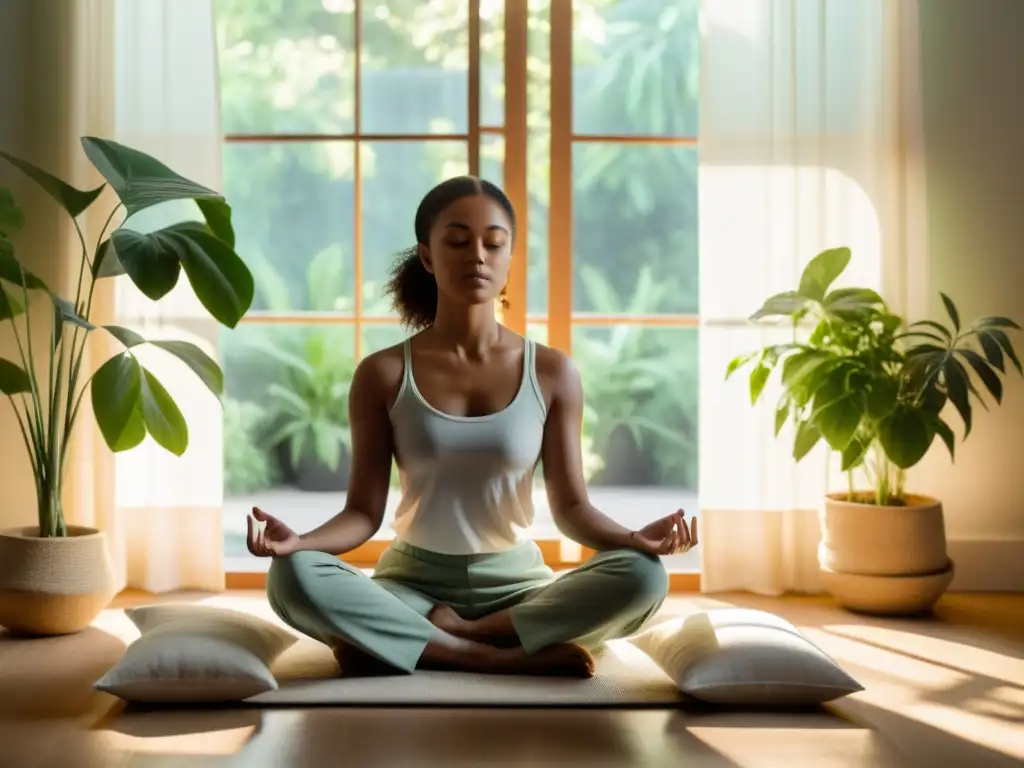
top-left (913, 0), bottom-right (1024, 590)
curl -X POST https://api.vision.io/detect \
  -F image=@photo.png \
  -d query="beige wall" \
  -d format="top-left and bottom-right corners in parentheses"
top-left (909, 0), bottom-right (1024, 588)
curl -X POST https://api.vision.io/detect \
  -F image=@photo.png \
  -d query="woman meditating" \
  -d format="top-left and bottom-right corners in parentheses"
top-left (246, 176), bottom-right (698, 678)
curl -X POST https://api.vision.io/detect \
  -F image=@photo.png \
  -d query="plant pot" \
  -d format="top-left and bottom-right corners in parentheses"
top-left (293, 442), bottom-right (350, 493)
top-left (0, 526), bottom-right (117, 636)
top-left (818, 492), bottom-right (953, 615)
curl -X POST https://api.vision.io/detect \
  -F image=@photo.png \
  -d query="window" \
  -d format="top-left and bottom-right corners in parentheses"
top-left (216, 0), bottom-right (700, 576)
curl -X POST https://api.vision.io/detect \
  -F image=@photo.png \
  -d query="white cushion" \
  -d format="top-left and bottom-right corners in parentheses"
top-left (628, 608), bottom-right (863, 705)
top-left (94, 603), bottom-right (298, 703)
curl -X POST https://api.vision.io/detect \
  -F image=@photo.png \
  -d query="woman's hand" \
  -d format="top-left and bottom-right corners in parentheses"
top-left (630, 509), bottom-right (698, 556)
top-left (247, 507), bottom-right (301, 558)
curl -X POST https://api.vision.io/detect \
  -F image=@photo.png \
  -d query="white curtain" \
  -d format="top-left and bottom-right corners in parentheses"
top-left (64, 0), bottom-right (225, 593)
top-left (697, 0), bottom-right (930, 594)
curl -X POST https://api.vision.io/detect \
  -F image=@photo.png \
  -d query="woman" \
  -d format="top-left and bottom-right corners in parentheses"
top-left (246, 176), bottom-right (698, 678)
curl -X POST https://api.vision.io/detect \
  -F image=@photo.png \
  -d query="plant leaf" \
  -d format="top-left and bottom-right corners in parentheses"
top-left (930, 415), bottom-right (956, 461)
top-left (0, 151), bottom-right (105, 218)
top-left (978, 331), bottom-right (1005, 373)
top-left (774, 399), bottom-right (789, 437)
top-left (974, 316), bottom-right (1021, 331)
top-left (80, 137), bottom-right (222, 218)
top-left (798, 247), bottom-right (851, 302)
top-left (51, 295), bottom-right (94, 334)
top-left (749, 291), bottom-right (809, 321)
top-left (840, 436), bottom-right (870, 471)
top-left (725, 351), bottom-right (757, 380)
top-left (0, 284), bottom-right (25, 320)
top-left (93, 238), bottom-right (126, 279)
top-left (91, 353), bottom-right (146, 452)
top-left (103, 324), bottom-right (146, 348)
top-left (815, 395), bottom-right (862, 451)
top-left (139, 367), bottom-right (188, 456)
top-left (823, 287), bottom-right (885, 315)
top-left (170, 224), bottom-right (254, 328)
top-left (109, 228), bottom-right (183, 300)
top-left (939, 292), bottom-right (960, 332)
top-left (749, 364), bottom-right (770, 404)
top-left (909, 320), bottom-right (953, 343)
top-left (793, 421), bottom-right (821, 461)
top-left (0, 187), bottom-right (25, 235)
top-left (988, 329), bottom-right (1022, 375)
top-left (865, 377), bottom-right (898, 420)
top-left (0, 250), bottom-right (48, 290)
top-left (150, 340), bottom-right (223, 396)
top-left (196, 199), bottom-right (236, 249)
top-left (942, 358), bottom-right (972, 436)
top-left (0, 357), bottom-right (31, 394)
top-left (878, 405), bottom-right (932, 469)
top-left (957, 348), bottom-right (1002, 404)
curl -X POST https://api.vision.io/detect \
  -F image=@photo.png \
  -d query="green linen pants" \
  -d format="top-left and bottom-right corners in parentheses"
top-left (266, 539), bottom-right (669, 674)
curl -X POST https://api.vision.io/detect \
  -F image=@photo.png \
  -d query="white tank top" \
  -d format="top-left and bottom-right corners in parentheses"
top-left (388, 337), bottom-right (547, 554)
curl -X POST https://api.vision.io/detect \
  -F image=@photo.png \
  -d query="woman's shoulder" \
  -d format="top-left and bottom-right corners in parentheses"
top-left (530, 338), bottom-right (583, 401)
top-left (352, 341), bottom-right (406, 399)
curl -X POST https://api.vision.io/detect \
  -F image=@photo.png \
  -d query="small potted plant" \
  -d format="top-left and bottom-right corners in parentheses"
top-left (0, 138), bottom-right (253, 635)
top-left (727, 247), bottom-right (1021, 614)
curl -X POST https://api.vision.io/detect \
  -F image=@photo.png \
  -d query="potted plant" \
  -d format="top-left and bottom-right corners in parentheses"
top-left (726, 247), bottom-right (1021, 614)
top-left (0, 138), bottom-right (253, 635)
top-left (258, 327), bottom-right (354, 493)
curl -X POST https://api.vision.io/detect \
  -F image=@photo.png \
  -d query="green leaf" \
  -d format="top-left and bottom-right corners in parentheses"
top-left (93, 239), bottom-right (125, 279)
top-left (939, 292), bottom-right (960, 332)
top-left (196, 199), bottom-right (235, 249)
top-left (815, 395), bottom-right (863, 451)
top-left (840, 436), bottom-right (870, 471)
top-left (774, 399), bottom-right (789, 437)
top-left (958, 348), bottom-right (1002, 404)
top-left (0, 187), bottom-right (25, 235)
top-left (725, 351), bottom-right (757, 380)
top-left (930, 416), bottom-right (956, 461)
top-left (51, 296), bottom-right (94, 349)
top-left (865, 378), bottom-right (898, 420)
top-left (749, 364), bottom-right (770, 404)
top-left (103, 324), bottom-right (146, 348)
top-left (91, 353), bottom-right (146, 452)
top-left (793, 421), bottom-right (821, 461)
top-left (909, 320), bottom-right (953, 343)
top-left (81, 137), bottom-right (222, 218)
top-left (749, 291), bottom-right (809, 321)
top-left (978, 331), bottom-right (1005, 372)
top-left (988, 329), bottom-right (1022, 375)
top-left (0, 284), bottom-right (25, 320)
top-left (878, 405), bottom-right (932, 469)
top-left (0, 251), bottom-right (48, 290)
top-left (171, 224), bottom-right (254, 328)
top-left (823, 287), bottom-right (885, 315)
top-left (0, 357), bottom-right (31, 394)
top-left (797, 247), bottom-right (851, 302)
top-left (974, 316), bottom-right (1021, 331)
top-left (0, 151), bottom-right (105, 218)
top-left (151, 340), bottom-right (223, 396)
top-left (139, 367), bottom-right (188, 456)
top-left (109, 228), bottom-right (183, 299)
top-left (942, 358), bottom-right (972, 436)
top-left (781, 349), bottom-right (830, 387)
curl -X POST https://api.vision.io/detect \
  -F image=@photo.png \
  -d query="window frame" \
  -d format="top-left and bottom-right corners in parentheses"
top-left (222, 0), bottom-right (700, 589)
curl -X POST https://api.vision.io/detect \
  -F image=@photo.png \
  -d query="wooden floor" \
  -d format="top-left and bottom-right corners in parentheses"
top-left (0, 590), bottom-right (1021, 768)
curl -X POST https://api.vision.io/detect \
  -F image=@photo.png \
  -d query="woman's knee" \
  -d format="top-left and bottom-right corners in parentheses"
top-left (605, 548), bottom-right (670, 609)
top-left (266, 551), bottom-right (343, 610)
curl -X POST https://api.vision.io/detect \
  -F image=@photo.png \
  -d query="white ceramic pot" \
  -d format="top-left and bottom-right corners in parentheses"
top-left (0, 525), bottom-right (117, 636)
top-left (819, 492), bottom-right (949, 576)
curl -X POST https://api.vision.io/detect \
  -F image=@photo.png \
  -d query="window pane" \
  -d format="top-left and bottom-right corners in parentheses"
top-left (221, 322), bottom-right (367, 572)
top-left (361, 322), bottom-right (408, 357)
top-left (360, 141), bottom-right (469, 305)
top-left (572, 0), bottom-right (699, 136)
top-left (215, 0), bottom-right (356, 135)
top-left (361, 0), bottom-right (469, 134)
top-left (480, 133), bottom-right (504, 188)
top-left (526, 0), bottom-right (551, 315)
top-left (480, 0), bottom-right (505, 127)
top-left (572, 144), bottom-right (697, 314)
top-left (573, 324), bottom-right (698, 569)
top-left (224, 142), bottom-right (355, 313)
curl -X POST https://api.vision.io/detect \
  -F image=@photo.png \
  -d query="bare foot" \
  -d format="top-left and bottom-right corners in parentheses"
top-left (515, 643), bottom-right (597, 678)
top-left (332, 642), bottom-right (397, 677)
top-left (419, 640), bottom-right (596, 679)
top-left (427, 604), bottom-right (467, 637)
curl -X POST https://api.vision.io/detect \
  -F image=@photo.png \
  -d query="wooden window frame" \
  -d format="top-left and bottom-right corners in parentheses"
top-left (222, 0), bottom-right (700, 591)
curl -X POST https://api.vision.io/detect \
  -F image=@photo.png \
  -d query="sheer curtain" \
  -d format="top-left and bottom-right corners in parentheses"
top-left (697, 0), bottom-right (929, 594)
top-left (64, 0), bottom-right (225, 593)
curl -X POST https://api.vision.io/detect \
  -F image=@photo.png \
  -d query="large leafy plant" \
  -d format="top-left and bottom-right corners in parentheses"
top-left (0, 138), bottom-right (253, 536)
top-left (726, 247), bottom-right (1021, 506)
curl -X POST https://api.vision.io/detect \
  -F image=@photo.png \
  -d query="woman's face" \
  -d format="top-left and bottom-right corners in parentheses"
top-left (419, 194), bottom-right (513, 309)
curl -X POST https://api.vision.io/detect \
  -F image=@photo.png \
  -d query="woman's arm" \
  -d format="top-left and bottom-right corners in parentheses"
top-left (293, 352), bottom-right (398, 556)
top-left (538, 350), bottom-right (635, 551)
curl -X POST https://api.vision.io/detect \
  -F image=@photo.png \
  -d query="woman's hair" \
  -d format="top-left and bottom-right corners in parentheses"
top-left (384, 175), bottom-right (516, 330)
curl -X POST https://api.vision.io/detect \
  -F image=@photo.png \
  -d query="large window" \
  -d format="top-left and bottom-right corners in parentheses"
top-left (216, 0), bottom-right (700, 575)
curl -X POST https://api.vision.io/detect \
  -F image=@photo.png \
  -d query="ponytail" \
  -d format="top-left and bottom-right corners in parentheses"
top-left (384, 246), bottom-right (438, 331)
